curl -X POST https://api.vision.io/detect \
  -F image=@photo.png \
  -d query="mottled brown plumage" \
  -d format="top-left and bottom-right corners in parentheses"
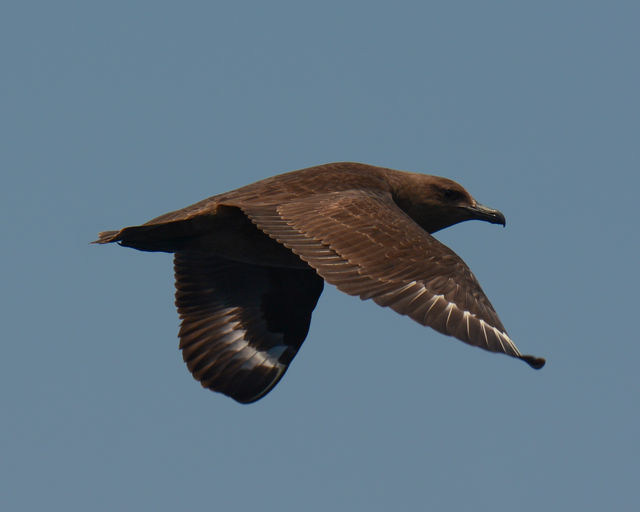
top-left (96, 162), bottom-right (545, 403)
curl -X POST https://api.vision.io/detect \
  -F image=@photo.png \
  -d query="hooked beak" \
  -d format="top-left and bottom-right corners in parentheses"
top-left (466, 203), bottom-right (506, 226)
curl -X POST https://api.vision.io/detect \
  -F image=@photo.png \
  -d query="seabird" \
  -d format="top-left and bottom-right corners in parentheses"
top-left (95, 162), bottom-right (545, 403)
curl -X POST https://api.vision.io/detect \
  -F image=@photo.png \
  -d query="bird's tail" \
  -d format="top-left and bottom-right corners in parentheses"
top-left (93, 230), bottom-right (121, 244)
top-left (92, 221), bottom-right (197, 252)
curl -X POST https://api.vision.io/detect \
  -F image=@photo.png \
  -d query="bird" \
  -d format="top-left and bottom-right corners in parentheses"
top-left (95, 162), bottom-right (545, 403)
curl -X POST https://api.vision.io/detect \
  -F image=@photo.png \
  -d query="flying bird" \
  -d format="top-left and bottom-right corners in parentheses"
top-left (96, 162), bottom-right (545, 403)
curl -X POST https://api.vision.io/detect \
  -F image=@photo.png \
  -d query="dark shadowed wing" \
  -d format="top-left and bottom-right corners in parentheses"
top-left (174, 252), bottom-right (324, 403)
top-left (242, 189), bottom-right (543, 368)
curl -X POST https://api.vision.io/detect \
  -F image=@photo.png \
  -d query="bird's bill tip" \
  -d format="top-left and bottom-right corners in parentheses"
top-left (467, 203), bottom-right (506, 227)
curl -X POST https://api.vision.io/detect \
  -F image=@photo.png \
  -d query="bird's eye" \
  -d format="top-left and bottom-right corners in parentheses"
top-left (443, 189), bottom-right (462, 201)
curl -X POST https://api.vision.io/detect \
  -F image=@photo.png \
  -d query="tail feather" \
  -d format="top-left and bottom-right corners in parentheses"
top-left (93, 230), bottom-right (122, 244)
top-left (94, 206), bottom-right (249, 253)
top-left (93, 219), bottom-right (209, 252)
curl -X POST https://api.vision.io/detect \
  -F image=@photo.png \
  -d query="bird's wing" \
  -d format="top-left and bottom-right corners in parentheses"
top-left (174, 252), bottom-right (324, 403)
top-left (241, 189), bottom-right (544, 368)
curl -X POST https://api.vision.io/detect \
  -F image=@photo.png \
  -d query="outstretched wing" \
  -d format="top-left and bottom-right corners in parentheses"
top-left (174, 252), bottom-right (324, 403)
top-left (241, 189), bottom-right (544, 369)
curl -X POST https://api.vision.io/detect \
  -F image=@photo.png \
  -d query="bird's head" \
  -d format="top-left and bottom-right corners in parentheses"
top-left (392, 174), bottom-right (506, 234)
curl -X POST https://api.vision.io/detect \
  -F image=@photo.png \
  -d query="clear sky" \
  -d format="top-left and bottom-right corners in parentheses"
top-left (2, 1), bottom-right (638, 510)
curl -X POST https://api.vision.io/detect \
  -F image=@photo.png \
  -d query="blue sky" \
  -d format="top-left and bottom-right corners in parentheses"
top-left (2, 1), bottom-right (638, 510)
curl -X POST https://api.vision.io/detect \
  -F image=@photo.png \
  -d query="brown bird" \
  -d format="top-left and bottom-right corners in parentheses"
top-left (96, 162), bottom-right (545, 403)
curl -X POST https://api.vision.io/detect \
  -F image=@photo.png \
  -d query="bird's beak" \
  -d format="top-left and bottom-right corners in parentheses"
top-left (466, 203), bottom-right (506, 226)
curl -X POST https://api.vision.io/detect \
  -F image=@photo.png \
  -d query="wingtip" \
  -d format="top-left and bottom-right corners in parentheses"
top-left (521, 355), bottom-right (546, 370)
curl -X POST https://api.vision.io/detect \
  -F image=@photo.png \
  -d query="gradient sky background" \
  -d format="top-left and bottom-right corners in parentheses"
top-left (2, 1), bottom-right (638, 510)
